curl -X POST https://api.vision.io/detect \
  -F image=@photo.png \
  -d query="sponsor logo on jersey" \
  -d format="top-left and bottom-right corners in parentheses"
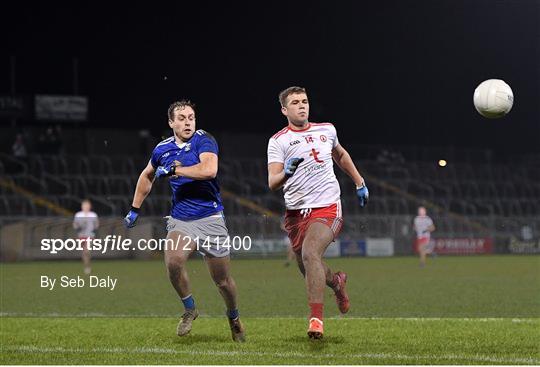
top-left (320, 135), bottom-right (327, 142)
top-left (303, 162), bottom-right (326, 176)
top-left (289, 140), bottom-right (301, 146)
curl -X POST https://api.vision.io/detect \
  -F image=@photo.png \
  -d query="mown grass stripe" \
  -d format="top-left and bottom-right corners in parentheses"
top-left (4, 345), bottom-right (538, 365)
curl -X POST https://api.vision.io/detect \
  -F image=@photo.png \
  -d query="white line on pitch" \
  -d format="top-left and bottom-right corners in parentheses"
top-left (0, 312), bottom-right (537, 323)
top-left (3, 345), bottom-right (538, 365)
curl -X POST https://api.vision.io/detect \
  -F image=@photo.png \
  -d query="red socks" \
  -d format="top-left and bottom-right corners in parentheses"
top-left (309, 303), bottom-right (324, 320)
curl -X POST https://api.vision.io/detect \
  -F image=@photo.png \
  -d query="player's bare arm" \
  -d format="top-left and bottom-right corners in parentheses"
top-left (132, 161), bottom-right (156, 208)
top-left (331, 143), bottom-right (365, 187)
top-left (174, 152), bottom-right (218, 180)
top-left (268, 157), bottom-right (305, 191)
top-left (268, 162), bottom-right (287, 191)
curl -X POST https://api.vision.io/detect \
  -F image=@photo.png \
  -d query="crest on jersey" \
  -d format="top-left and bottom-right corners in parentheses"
top-left (320, 135), bottom-right (327, 142)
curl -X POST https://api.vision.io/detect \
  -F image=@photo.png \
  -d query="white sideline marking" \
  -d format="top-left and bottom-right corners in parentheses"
top-left (0, 311), bottom-right (537, 323)
top-left (4, 345), bottom-right (538, 365)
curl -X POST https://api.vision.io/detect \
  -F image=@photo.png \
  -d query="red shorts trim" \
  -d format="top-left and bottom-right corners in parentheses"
top-left (284, 203), bottom-right (343, 254)
top-left (78, 237), bottom-right (94, 250)
top-left (414, 237), bottom-right (430, 253)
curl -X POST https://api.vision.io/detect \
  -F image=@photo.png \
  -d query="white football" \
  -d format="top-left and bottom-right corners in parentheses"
top-left (473, 79), bottom-right (514, 119)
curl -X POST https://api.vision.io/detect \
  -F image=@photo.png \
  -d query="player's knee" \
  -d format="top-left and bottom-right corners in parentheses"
top-left (167, 254), bottom-right (187, 265)
top-left (166, 256), bottom-right (186, 274)
top-left (301, 248), bottom-right (319, 265)
top-left (214, 276), bottom-right (231, 290)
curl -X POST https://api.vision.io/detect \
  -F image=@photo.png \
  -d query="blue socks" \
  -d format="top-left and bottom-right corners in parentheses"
top-left (181, 294), bottom-right (195, 310)
top-left (227, 309), bottom-right (239, 320)
top-left (182, 294), bottom-right (238, 320)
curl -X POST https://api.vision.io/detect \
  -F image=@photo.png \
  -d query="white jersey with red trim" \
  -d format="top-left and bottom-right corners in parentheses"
top-left (267, 122), bottom-right (341, 210)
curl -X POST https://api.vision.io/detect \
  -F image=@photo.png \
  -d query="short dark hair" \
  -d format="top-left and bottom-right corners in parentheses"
top-left (168, 100), bottom-right (196, 121)
top-left (279, 86), bottom-right (307, 107)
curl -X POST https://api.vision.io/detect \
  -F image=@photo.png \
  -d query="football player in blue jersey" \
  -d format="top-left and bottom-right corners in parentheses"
top-left (124, 100), bottom-right (245, 342)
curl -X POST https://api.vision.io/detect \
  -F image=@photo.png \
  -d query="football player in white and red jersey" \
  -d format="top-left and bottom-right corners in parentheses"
top-left (413, 206), bottom-right (436, 267)
top-left (267, 86), bottom-right (369, 339)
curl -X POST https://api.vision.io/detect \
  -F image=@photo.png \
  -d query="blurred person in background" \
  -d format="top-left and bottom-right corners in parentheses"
top-left (37, 126), bottom-right (63, 154)
top-left (73, 199), bottom-right (99, 274)
top-left (413, 206), bottom-right (436, 267)
top-left (11, 133), bottom-right (27, 158)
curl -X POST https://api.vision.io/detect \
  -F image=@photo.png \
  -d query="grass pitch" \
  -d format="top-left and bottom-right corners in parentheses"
top-left (1, 256), bottom-right (539, 364)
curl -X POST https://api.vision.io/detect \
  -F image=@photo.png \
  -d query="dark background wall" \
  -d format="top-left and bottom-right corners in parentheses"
top-left (1, 1), bottom-right (539, 155)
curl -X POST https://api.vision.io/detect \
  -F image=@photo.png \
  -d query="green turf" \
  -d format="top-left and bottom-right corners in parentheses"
top-left (1, 256), bottom-right (539, 364)
top-left (2, 256), bottom-right (539, 317)
top-left (1, 317), bottom-right (538, 364)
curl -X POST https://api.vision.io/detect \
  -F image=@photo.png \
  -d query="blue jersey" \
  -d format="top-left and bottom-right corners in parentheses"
top-left (150, 130), bottom-right (224, 220)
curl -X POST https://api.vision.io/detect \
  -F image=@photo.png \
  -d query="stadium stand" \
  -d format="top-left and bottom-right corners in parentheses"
top-left (1, 130), bottom-right (539, 258)
top-left (1, 152), bottom-right (539, 214)
top-left (2, 154), bottom-right (539, 218)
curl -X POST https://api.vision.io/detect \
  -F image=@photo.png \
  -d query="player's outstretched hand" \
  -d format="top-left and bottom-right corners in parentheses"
top-left (155, 164), bottom-right (176, 178)
top-left (124, 207), bottom-right (140, 228)
top-left (356, 184), bottom-right (369, 208)
top-left (285, 158), bottom-right (304, 177)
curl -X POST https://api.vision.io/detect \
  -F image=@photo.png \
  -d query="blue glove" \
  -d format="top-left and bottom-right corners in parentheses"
top-left (356, 184), bottom-right (369, 208)
top-left (284, 158), bottom-right (304, 177)
top-left (155, 164), bottom-right (176, 178)
top-left (124, 207), bottom-right (140, 228)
